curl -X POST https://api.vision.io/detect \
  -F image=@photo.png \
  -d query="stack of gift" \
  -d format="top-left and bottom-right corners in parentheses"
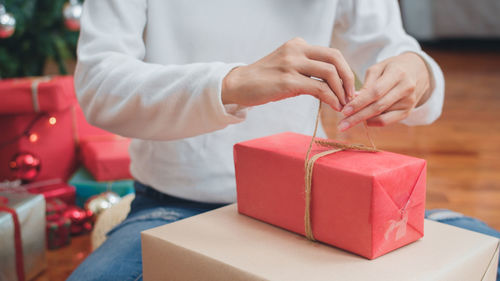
top-left (0, 75), bottom-right (134, 254)
top-left (0, 192), bottom-right (46, 281)
top-left (141, 132), bottom-right (500, 280)
top-left (0, 76), bottom-right (78, 183)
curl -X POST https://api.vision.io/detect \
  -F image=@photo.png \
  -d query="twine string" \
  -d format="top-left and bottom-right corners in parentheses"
top-left (303, 101), bottom-right (377, 241)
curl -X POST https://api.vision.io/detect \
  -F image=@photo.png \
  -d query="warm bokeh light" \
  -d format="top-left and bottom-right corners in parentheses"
top-left (48, 116), bottom-right (57, 125)
top-left (29, 133), bottom-right (39, 143)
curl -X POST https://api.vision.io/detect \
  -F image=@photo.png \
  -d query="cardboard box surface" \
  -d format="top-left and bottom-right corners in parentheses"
top-left (142, 205), bottom-right (499, 281)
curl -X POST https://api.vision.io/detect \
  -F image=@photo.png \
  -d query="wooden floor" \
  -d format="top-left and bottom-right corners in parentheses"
top-left (34, 44), bottom-right (500, 280)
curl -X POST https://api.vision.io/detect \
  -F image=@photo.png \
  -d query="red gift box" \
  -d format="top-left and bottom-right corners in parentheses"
top-left (0, 76), bottom-right (76, 114)
top-left (0, 108), bottom-right (77, 182)
top-left (234, 132), bottom-right (426, 259)
top-left (80, 138), bottom-right (132, 181)
top-left (27, 181), bottom-right (76, 206)
top-left (0, 76), bottom-right (79, 182)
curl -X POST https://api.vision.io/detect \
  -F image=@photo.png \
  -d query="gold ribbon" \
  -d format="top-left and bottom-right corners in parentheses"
top-left (303, 73), bottom-right (378, 241)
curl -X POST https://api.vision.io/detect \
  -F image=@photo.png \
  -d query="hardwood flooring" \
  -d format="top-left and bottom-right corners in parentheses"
top-left (35, 44), bottom-right (500, 280)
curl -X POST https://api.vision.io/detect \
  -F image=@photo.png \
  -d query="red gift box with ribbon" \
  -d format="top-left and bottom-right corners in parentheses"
top-left (0, 76), bottom-right (78, 182)
top-left (0, 76), bottom-right (76, 114)
top-left (0, 179), bottom-right (76, 206)
top-left (234, 132), bottom-right (426, 259)
top-left (26, 180), bottom-right (76, 206)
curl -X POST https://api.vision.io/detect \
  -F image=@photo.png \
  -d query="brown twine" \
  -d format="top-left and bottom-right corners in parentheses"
top-left (303, 101), bottom-right (378, 241)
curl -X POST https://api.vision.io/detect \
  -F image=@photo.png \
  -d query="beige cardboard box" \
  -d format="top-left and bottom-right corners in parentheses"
top-left (142, 205), bottom-right (499, 281)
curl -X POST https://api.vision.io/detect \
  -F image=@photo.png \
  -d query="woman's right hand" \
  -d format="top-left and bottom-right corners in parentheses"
top-left (221, 37), bottom-right (355, 112)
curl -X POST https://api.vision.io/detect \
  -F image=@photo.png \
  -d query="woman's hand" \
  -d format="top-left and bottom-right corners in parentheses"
top-left (221, 37), bottom-right (355, 112)
top-left (338, 52), bottom-right (432, 131)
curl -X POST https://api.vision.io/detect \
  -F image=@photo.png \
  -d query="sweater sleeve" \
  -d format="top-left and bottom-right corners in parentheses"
top-left (331, 0), bottom-right (445, 126)
top-left (75, 0), bottom-right (247, 140)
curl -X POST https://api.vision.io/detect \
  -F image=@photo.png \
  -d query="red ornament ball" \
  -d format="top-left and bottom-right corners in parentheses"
top-left (63, 206), bottom-right (94, 235)
top-left (9, 152), bottom-right (41, 181)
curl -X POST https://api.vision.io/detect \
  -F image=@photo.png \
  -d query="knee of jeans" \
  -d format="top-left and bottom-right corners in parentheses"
top-left (106, 207), bottom-right (183, 237)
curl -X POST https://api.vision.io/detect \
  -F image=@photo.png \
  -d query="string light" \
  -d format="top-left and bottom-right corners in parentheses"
top-left (29, 133), bottom-right (38, 143)
top-left (0, 113), bottom-right (47, 150)
top-left (49, 116), bottom-right (57, 125)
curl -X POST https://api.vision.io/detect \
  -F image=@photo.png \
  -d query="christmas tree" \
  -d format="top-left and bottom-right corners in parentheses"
top-left (0, 0), bottom-right (82, 79)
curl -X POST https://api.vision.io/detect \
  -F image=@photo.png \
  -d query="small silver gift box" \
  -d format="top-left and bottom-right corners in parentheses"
top-left (0, 192), bottom-right (46, 281)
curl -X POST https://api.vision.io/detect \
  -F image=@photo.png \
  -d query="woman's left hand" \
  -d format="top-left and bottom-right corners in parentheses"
top-left (338, 52), bottom-right (432, 131)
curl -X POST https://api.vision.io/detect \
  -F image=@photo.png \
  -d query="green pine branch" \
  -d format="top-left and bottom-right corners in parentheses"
top-left (0, 0), bottom-right (80, 78)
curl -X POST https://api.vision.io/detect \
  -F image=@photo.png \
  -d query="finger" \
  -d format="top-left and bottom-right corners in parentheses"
top-left (296, 76), bottom-right (342, 111)
top-left (304, 46), bottom-right (355, 105)
top-left (362, 64), bottom-right (385, 90)
top-left (341, 65), bottom-right (399, 117)
top-left (296, 60), bottom-right (345, 109)
top-left (337, 82), bottom-right (407, 131)
top-left (366, 110), bottom-right (410, 127)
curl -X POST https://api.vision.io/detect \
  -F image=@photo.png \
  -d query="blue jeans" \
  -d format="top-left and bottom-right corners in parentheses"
top-left (68, 182), bottom-right (500, 281)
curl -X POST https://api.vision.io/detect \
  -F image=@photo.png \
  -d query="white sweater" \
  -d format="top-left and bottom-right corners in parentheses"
top-left (75, 0), bottom-right (444, 203)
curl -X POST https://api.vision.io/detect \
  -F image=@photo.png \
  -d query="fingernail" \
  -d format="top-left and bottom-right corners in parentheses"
top-left (342, 106), bottom-right (353, 116)
top-left (338, 121), bottom-right (349, 131)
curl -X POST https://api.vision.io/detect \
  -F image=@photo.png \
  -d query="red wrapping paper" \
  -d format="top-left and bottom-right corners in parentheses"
top-left (234, 132), bottom-right (426, 259)
top-left (80, 138), bottom-right (132, 181)
top-left (0, 107), bottom-right (77, 182)
top-left (28, 182), bottom-right (76, 206)
top-left (0, 76), bottom-right (76, 114)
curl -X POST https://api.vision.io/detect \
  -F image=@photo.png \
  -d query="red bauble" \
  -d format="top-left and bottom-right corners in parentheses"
top-left (9, 152), bottom-right (41, 181)
top-left (63, 205), bottom-right (94, 235)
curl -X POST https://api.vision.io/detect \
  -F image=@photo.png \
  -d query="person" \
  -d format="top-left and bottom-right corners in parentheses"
top-left (68, 1), bottom-right (499, 280)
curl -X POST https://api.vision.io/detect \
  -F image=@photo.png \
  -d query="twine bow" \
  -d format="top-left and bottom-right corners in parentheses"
top-left (303, 102), bottom-right (378, 241)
